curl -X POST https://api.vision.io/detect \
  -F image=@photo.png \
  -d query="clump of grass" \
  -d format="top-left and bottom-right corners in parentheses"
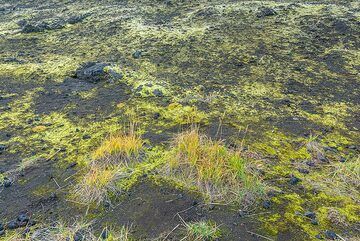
top-left (93, 126), bottom-right (143, 160)
top-left (23, 221), bottom-right (133, 241)
top-left (183, 220), bottom-right (221, 241)
top-left (73, 126), bottom-right (143, 205)
top-left (165, 128), bottom-right (265, 206)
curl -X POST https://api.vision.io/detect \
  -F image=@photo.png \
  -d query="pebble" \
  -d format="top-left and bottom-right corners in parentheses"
top-left (306, 161), bottom-right (315, 167)
top-left (0, 230), bottom-right (4, 236)
top-left (311, 219), bottom-right (319, 225)
top-left (3, 178), bottom-right (12, 188)
top-left (324, 230), bottom-right (337, 240)
top-left (315, 234), bottom-right (323, 239)
top-left (304, 211), bottom-right (316, 219)
top-left (0, 144), bottom-right (6, 151)
top-left (153, 89), bottom-right (164, 97)
top-left (74, 231), bottom-right (84, 241)
top-left (0, 223), bottom-right (3, 231)
top-left (153, 112), bottom-right (160, 119)
top-left (132, 50), bottom-right (142, 59)
top-left (289, 176), bottom-right (301, 185)
top-left (298, 168), bottom-right (309, 174)
top-left (7, 220), bottom-right (19, 230)
top-left (262, 200), bottom-right (271, 209)
top-left (101, 229), bottom-right (109, 239)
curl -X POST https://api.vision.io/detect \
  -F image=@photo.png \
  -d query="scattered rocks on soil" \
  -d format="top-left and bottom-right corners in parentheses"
top-left (6, 220), bottom-right (19, 230)
top-left (262, 200), bottom-right (271, 209)
top-left (304, 211), bottom-right (316, 219)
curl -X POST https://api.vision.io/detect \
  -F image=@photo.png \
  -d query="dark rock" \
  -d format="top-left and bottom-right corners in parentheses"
top-left (76, 62), bottom-right (110, 83)
top-left (262, 200), bottom-right (271, 209)
top-left (67, 14), bottom-right (89, 24)
top-left (28, 220), bottom-right (36, 226)
top-left (304, 211), bottom-right (316, 219)
top-left (0, 144), bottom-right (6, 152)
top-left (257, 7), bottom-right (277, 18)
top-left (306, 161), bottom-right (315, 167)
top-left (153, 89), bottom-right (164, 97)
top-left (298, 168), bottom-right (309, 174)
top-left (289, 175), bottom-right (301, 185)
top-left (7, 221), bottom-right (19, 230)
top-left (133, 50), bottom-right (142, 59)
top-left (315, 234), bottom-right (324, 239)
top-left (153, 112), bottom-right (160, 119)
top-left (74, 231), bottom-right (84, 241)
top-left (208, 204), bottom-right (215, 210)
top-left (238, 210), bottom-right (247, 217)
top-left (324, 230), bottom-right (337, 240)
top-left (101, 229), bottom-right (109, 239)
top-left (0, 223), bottom-right (3, 231)
top-left (333, 20), bottom-right (349, 34)
top-left (17, 213), bottom-right (30, 223)
top-left (82, 134), bottom-right (91, 140)
top-left (339, 157), bottom-right (346, 163)
top-left (67, 162), bottom-right (77, 169)
top-left (3, 178), bottom-right (12, 188)
top-left (317, 153), bottom-right (328, 162)
top-left (311, 219), bottom-right (319, 225)
top-left (0, 230), bottom-right (4, 236)
top-left (347, 145), bottom-right (357, 150)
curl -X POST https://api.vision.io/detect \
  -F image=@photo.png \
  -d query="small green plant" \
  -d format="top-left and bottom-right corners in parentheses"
top-left (183, 220), bottom-right (221, 241)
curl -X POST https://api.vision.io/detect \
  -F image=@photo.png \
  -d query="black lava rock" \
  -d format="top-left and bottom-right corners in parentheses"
top-left (74, 231), bottom-right (84, 241)
top-left (311, 219), bottom-right (319, 225)
top-left (315, 234), bottom-right (323, 239)
top-left (17, 213), bottom-right (29, 223)
top-left (7, 220), bottom-right (19, 230)
top-left (153, 112), bottom-right (160, 119)
top-left (257, 7), bottom-right (277, 18)
top-left (101, 229), bottom-right (109, 239)
top-left (0, 144), bottom-right (6, 153)
top-left (153, 89), bottom-right (164, 97)
top-left (132, 50), bottom-right (142, 59)
top-left (339, 157), bottom-right (346, 163)
top-left (76, 62), bottom-right (110, 83)
top-left (289, 175), bottom-right (301, 185)
top-left (0, 230), bottom-right (4, 236)
top-left (3, 178), bottom-right (12, 188)
top-left (0, 223), bottom-right (4, 231)
top-left (304, 211), bottom-right (316, 219)
top-left (298, 168), bottom-right (309, 174)
top-left (325, 230), bottom-right (337, 240)
top-left (306, 161), bottom-right (315, 167)
top-left (238, 210), bottom-right (247, 217)
top-left (262, 200), bottom-right (271, 209)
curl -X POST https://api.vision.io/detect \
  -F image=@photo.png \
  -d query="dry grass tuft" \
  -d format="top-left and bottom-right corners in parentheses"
top-left (73, 126), bottom-right (143, 205)
top-left (93, 127), bottom-right (143, 160)
top-left (182, 220), bottom-right (221, 241)
top-left (165, 128), bottom-right (265, 206)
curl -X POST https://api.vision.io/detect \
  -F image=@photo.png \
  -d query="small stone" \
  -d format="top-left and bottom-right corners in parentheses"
top-left (262, 200), bottom-right (271, 209)
top-left (306, 161), bottom-right (315, 167)
top-left (0, 144), bottom-right (6, 152)
top-left (82, 134), bottom-right (91, 140)
top-left (257, 7), bottom-right (277, 18)
top-left (132, 50), bottom-right (142, 59)
top-left (17, 213), bottom-right (29, 223)
top-left (7, 220), bottom-right (19, 230)
top-left (315, 234), bottom-right (323, 239)
top-left (324, 230), bottom-right (337, 240)
top-left (339, 157), bottom-right (346, 163)
top-left (67, 162), bottom-right (77, 169)
top-left (74, 231), bottom-right (84, 241)
top-left (153, 89), bottom-right (164, 97)
top-left (101, 229), bottom-right (109, 239)
top-left (311, 219), bottom-right (319, 225)
top-left (238, 210), bottom-right (247, 217)
top-left (0, 230), bottom-right (5, 236)
top-left (3, 178), bottom-right (12, 188)
top-left (153, 112), bottom-right (160, 119)
top-left (0, 223), bottom-right (4, 231)
top-left (347, 145), bottom-right (356, 150)
top-left (304, 211), bottom-right (316, 219)
top-left (298, 168), bottom-right (309, 174)
top-left (208, 204), bottom-right (215, 210)
top-left (289, 175), bottom-right (301, 185)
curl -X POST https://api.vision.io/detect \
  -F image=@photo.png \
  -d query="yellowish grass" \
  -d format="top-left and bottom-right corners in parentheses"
top-left (166, 128), bottom-right (265, 206)
top-left (93, 133), bottom-right (143, 160)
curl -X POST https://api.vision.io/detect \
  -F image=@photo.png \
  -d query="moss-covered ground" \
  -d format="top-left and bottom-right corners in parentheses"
top-left (0, 0), bottom-right (359, 240)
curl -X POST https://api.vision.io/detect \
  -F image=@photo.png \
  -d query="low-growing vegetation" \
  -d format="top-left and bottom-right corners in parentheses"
top-left (163, 128), bottom-right (265, 206)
